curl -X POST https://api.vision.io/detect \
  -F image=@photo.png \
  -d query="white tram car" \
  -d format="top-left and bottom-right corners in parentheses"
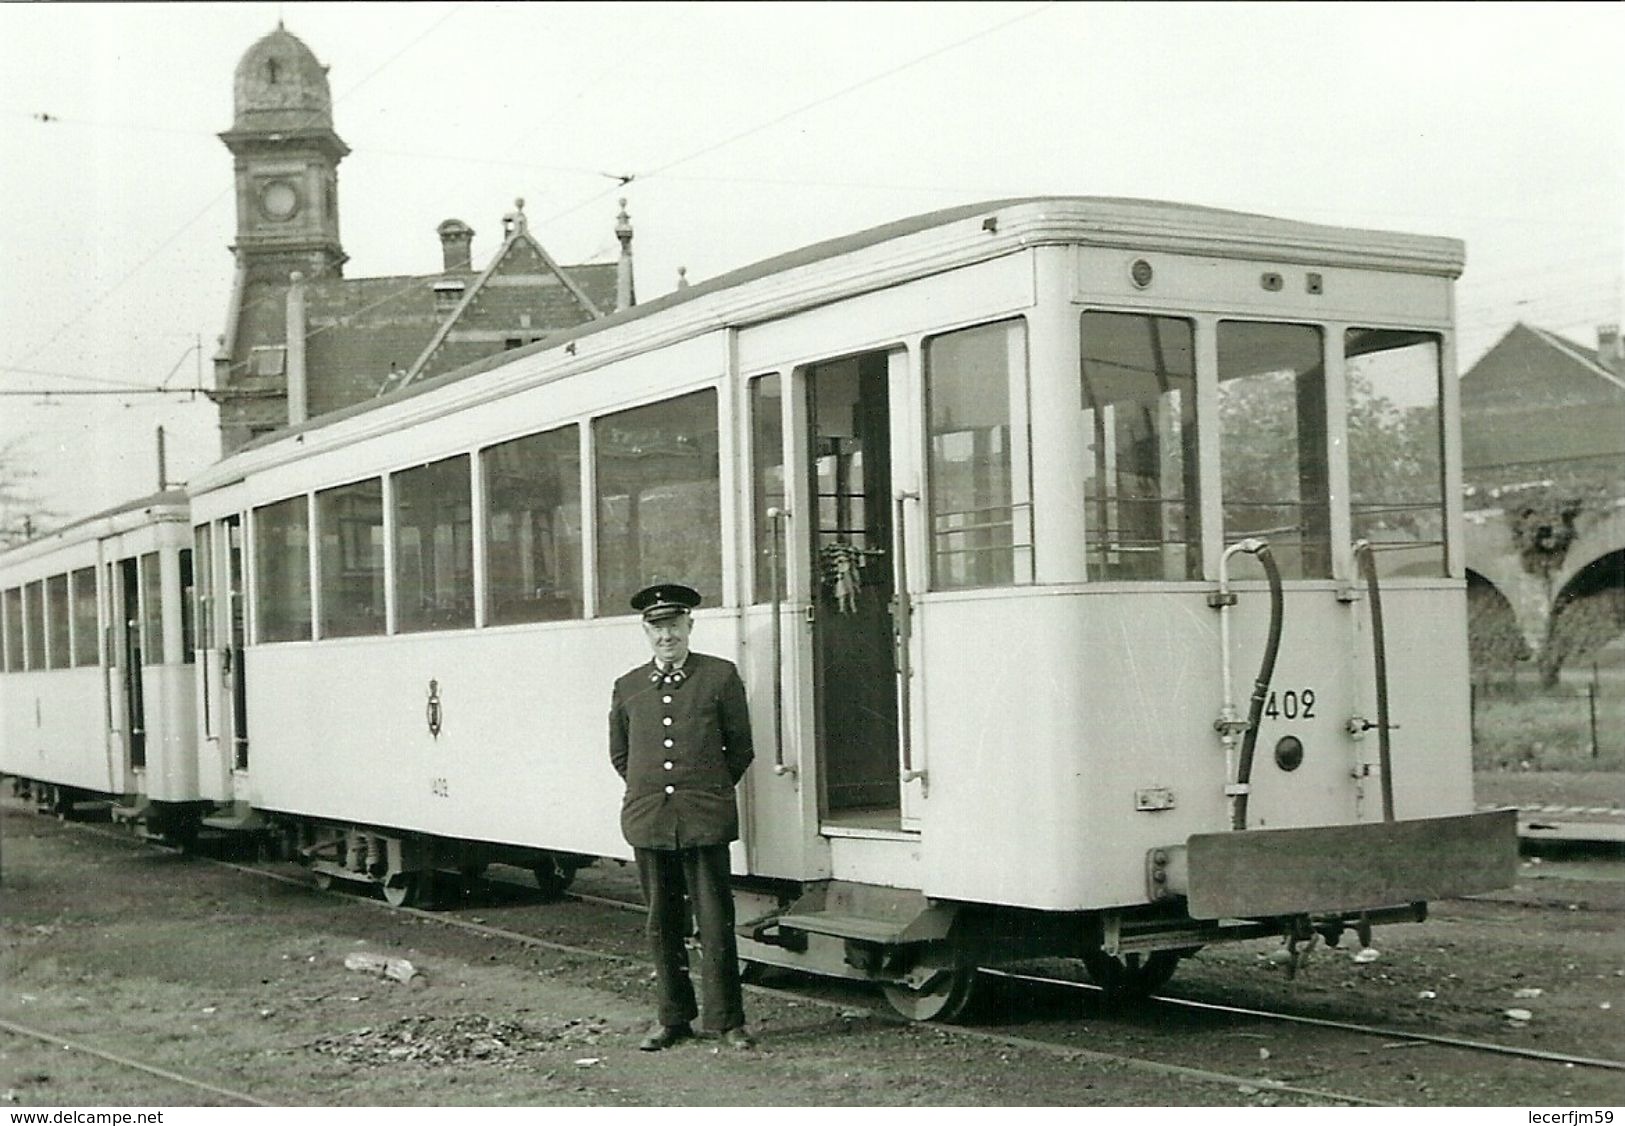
top-left (0, 491), bottom-right (209, 840)
top-left (182, 197), bottom-right (1513, 1018)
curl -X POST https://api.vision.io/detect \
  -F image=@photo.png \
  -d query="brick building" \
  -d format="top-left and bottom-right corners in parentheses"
top-left (211, 25), bottom-right (634, 453)
top-left (1461, 322), bottom-right (1625, 499)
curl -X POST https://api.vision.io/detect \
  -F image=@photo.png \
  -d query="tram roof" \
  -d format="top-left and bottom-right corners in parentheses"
top-left (223, 194), bottom-right (1464, 464)
top-left (0, 490), bottom-right (188, 568)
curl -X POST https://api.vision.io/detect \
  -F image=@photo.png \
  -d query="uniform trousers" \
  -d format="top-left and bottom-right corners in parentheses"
top-left (633, 843), bottom-right (745, 1032)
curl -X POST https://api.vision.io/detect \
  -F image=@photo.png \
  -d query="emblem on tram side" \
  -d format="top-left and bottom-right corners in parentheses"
top-left (426, 679), bottom-right (442, 738)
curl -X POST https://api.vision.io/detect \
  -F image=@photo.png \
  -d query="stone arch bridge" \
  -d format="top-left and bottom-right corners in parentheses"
top-left (1464, 498), bottom-right (1625, 677)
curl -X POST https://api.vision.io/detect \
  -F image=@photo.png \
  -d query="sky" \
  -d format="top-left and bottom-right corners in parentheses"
top-left (1, 0), bottom-right (1620, 531)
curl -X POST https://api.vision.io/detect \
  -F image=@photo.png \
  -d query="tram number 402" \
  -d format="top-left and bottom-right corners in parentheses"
top-left (1264, 688), bottom-right (1316, 721)
top-left (430, 777), bottom-right (450, 798)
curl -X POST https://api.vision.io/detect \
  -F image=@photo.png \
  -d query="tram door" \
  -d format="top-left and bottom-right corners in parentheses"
top-left (116, 557), bottom-right (147, 771)
top-left (805, 351), bottom-right (910, 830)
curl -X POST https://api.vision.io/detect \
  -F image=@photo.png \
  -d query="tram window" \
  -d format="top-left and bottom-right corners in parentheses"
top-left (25, 580), bottom-right (44, 669)
top-left (1346, 330), bottom-right (1446, 578)
top-left (71, 566), bottom-right (97, 666)
top-left (317, 479), bottom-right (385, 638)
top-left (394, 455), bottom-right (474, 633)
top-left (925, 321), bottom-right (1033, 589)
top-left (483, 425), bottom-right (582, 625)
top-left (47, 573), bottom-right (70, 669)
top-left (2, 587), bottom-right (19, 671)
top-left (194, 525), bottom-right (214, 652)
top-left (1217, 322), bottom-right (1330, 580)
top-left (1080, 312), bottom-right (1199, 580)
top-left (594, 388), bottom-right (721, 616)
top-left (179, 549), bottom-right (196, 663)
top-left (254, 496), bottom-right (313, 643)
top-left (140, 552), bottom-right (166, 664)
top-left (749, 374), bottom-right (785, 602)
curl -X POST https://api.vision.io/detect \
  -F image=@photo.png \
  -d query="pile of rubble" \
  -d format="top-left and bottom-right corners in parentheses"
top-left (310, 1013), bottom-right (611, 1068)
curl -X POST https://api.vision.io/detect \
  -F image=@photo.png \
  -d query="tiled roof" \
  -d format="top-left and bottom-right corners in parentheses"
top-left (1462, 322), bottom-right (1625, 471)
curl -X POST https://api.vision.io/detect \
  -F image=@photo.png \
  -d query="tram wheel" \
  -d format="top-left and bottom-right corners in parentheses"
top-left (312, 869), bottom-right (336, 892)
top-left (382, 873), bottom-right (425, 909)
top-left (1080, 949), bottom-right (1183, 1000)
top-left (881, 966), bottom-right (980, 1023)
top-left (532, 856), bottom-right (576, 899)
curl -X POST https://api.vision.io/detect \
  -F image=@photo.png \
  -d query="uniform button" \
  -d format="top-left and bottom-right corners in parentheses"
top-left (664, 785), bottom-right (675, 794)
top-left (662, 716), bottom-right (673, 726)
top-left (664, 738), bottom-right (674, 748)
top-left (662, 695), bottom-right (673, 704)
top-left (663, 760), bottom-right (673, 770)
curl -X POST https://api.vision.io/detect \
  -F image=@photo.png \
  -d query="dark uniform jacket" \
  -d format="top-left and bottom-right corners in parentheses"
top-left (609, 651), bottom-right (754, 849)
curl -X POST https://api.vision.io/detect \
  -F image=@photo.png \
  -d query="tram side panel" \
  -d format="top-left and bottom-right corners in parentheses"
top-left (0, 668), bottom-right (114, 794)
top-left (243, 620), bottom-right (660, 861)
top-left (140, 663), bottom-right (199, 803)
top-left (916, 590), bottom-right (1228, 909)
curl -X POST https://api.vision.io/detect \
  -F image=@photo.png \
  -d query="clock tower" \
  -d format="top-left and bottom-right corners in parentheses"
top-left (220, 25), bottom-right (348, 282)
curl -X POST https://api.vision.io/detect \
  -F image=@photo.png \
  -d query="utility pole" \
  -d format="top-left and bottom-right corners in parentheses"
top-left (157, 426), bottom-right (168, 491)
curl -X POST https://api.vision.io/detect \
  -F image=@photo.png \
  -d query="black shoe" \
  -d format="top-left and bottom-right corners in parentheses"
top-left (639, 1022), bottom-right (693, 1051)
top-left (721, 1027), bottom-right (755, 1050)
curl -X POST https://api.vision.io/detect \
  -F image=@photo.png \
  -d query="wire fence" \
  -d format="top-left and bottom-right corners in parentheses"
top-left (1470, 663), bottom-right (1624, 771)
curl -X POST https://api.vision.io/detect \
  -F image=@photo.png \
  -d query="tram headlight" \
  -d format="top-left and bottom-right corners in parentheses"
top-left (1274, 735), bottom-right (1304, 772)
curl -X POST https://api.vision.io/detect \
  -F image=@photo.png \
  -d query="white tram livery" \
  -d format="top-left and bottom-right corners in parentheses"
top-left (0, 491), bottom-right (209, 840)
top-left (181, 196), bottom-right (1514, 1018)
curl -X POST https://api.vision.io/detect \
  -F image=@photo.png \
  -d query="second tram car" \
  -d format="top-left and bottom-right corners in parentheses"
top-left (0, 491), bottom-right (207, 840)
top-left (168, 197), bottom-right (1511, 1017)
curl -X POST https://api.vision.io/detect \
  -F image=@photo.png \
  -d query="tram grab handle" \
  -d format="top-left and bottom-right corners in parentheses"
top-left (1154, 809), bottom-right (1518, 920)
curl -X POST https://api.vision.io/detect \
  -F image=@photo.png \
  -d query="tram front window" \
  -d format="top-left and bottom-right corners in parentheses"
top-left (1079, 311), bottom-right (1199, 580)
top-left (1217, 321), bottom-right (1330, 580)
top-left (1346, 329), bottom-right (1446, 578)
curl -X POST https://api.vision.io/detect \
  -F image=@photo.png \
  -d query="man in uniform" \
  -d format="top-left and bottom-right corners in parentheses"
top-left (609, 582), bottom-right (755, 1051)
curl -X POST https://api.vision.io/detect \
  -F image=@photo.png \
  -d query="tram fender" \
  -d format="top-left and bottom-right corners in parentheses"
top-left (1166, 809), bottom-right (1517, 920)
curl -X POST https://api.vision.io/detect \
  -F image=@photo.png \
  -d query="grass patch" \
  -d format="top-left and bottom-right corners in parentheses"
top-left (1471, 667), bottom-right (1625, 772)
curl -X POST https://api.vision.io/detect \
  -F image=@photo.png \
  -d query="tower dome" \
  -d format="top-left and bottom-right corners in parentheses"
top-left (233, 25), bottom-right (333, 132)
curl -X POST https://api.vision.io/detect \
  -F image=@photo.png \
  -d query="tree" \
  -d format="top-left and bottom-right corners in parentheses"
top-left (0, 436), bottom-right (56, 548)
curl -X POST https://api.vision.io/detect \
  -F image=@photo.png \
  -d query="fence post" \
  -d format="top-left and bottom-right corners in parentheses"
top-left (1589, 679), bottom-right (1599, 760)
top-left (1469, 680), bottom-right (1477, 747)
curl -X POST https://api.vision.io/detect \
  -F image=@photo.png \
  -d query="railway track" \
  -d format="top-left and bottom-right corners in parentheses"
top-left (562, 881), bottom-right (1625, 1074)
top-left (0, 1016), bottom-right (271, 1106)
top-left (12, 811), bottom-right (1624, 1105)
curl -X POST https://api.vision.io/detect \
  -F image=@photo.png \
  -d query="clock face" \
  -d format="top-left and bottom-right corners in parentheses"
top-left (259, 180), bottom-right (301, 221)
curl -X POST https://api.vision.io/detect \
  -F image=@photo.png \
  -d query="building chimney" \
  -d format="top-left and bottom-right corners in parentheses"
top-left (286, 271), bottom-right (308, 425)
top-left (1598, 324), bottom-right (1623, 376)
top-left (614, 198), bottom-right (635, 311)
top-left (438, 218), bottom-right (474, 273)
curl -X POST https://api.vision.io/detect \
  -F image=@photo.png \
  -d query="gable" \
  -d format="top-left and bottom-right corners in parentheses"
top-left (1462, 323), bottom-right (1625, 472)
top-left (409, 232), bottom-right (607, 383)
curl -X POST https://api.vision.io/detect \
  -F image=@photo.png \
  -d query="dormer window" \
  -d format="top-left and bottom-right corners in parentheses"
top-left (266, 57), bottom-right (280, 84)
top-left (432, 279), bottom-right (465, 312)
top-left (250, 345), bottom-right (287, 377)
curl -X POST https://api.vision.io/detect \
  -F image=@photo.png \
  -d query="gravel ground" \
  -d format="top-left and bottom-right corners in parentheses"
top-left (2, 785), bottom-right (1622, 1108)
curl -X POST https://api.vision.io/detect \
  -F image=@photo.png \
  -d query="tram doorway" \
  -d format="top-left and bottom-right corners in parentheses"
top-left (223, 515), bottom-right (249, 773)
top-left (115, 557), bottom-right (146, 771)
top-left (805, 351), bottom-right (907, 831)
